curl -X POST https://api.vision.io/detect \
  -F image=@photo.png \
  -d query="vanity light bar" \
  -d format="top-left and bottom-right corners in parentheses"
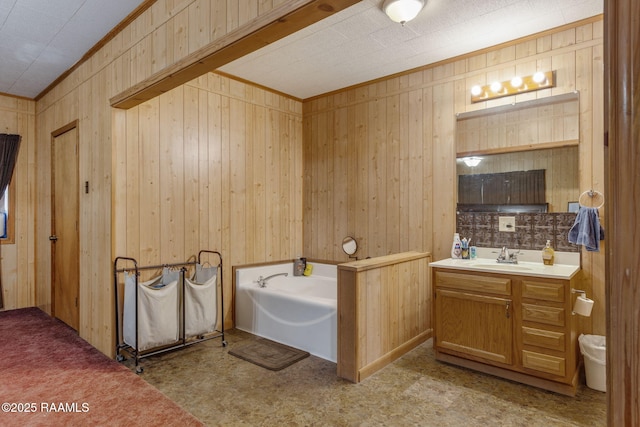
top-left (470, 71), bottom-right (555, 103)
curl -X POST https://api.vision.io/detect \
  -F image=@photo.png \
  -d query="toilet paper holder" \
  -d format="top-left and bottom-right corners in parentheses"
top-left (571, 289), bottom-right (594, 316)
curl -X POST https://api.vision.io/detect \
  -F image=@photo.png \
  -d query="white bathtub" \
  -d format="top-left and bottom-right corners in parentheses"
top-left (235, 262), bottom-right (337, 362)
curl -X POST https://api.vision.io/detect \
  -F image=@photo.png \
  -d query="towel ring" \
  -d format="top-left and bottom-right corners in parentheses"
top-left (578, 189), bottom-right (604, 209)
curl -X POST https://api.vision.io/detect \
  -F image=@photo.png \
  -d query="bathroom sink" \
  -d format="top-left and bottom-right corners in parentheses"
top-left (469, 263), bottom-right (535, 272)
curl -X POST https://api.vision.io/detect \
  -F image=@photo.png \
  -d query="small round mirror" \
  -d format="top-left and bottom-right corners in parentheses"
top-left (342, 236), bottom-right (358, 256)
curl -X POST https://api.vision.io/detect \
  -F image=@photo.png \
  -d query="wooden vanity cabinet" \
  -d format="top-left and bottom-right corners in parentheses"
top-left (432, 268), bottom-right (580, 396)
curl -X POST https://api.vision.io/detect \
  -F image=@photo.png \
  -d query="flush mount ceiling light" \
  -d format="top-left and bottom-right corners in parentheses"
top-left (383, 0), bottom-right (425, 25)
top-left (462, 157), bottom-right (482, 167)
top-left (470, 71), bottom-right (555, 103)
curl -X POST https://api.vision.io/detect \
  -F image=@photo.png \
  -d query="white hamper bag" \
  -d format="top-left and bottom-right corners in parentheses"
top-left (184, 264), bottom-right (217, 337)
top-left (123, 268), bottom-right (180, 351)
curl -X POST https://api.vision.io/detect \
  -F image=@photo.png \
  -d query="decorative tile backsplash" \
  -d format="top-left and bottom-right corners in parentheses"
top-left (456, 212), bottom-right (579, 252)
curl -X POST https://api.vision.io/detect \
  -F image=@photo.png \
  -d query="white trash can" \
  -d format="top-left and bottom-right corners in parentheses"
top-left (578, 334), bottom-right (606, 392)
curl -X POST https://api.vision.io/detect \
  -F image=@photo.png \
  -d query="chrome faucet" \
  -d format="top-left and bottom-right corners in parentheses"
top-left (496, 246), bottom-right (519, 264)
top-left (256, 272), bottom-right (288, 287)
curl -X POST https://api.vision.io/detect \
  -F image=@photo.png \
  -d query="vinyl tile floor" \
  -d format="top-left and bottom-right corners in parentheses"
top-left (128, 329), bottom-right (606, 426)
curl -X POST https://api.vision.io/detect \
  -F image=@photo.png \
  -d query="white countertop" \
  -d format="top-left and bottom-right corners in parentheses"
top-left (429, 257), bottom-right (581, 280)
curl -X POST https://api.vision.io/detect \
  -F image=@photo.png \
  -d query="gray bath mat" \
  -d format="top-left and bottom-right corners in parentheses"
top-left (228, 337), bottom-right (309, 371)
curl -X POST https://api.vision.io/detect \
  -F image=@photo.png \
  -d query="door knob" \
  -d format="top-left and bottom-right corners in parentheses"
top-left (49, 235), bottom-right (58, 241)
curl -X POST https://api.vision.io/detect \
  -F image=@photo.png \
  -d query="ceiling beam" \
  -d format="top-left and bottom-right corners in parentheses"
top-left (111, 0), bottom-right (360, 109)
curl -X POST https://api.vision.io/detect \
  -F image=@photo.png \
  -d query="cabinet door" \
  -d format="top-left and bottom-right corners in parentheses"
top-left (435, 289), bottom-right (513, 365)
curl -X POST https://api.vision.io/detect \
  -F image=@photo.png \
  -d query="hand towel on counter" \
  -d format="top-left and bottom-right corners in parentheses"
top-left (568, 207), bottom-right (605, 252)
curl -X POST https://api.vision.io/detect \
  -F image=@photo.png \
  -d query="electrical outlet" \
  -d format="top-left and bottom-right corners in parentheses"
top-left (498, 216), bottom-right (516, 232)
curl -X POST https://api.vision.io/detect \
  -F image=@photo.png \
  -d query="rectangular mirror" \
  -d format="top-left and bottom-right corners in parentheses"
top-left (456, 146), bottom-right (579, 213)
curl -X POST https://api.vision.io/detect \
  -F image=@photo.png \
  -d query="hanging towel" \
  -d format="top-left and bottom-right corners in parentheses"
top-left (568, 207), bottom-right (605, 252)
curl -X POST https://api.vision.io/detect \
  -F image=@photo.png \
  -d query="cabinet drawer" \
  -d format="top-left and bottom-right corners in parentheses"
top-left (435, 271), bottom-right (511, 296)
top-left (522, 326), bottom-right (565, 352)
top-left (522, 303), bottom-right (565, 327)
top-left (522, 280), bottom-right (565, 302)
top-left (523, 350), bottom-right (566, 377)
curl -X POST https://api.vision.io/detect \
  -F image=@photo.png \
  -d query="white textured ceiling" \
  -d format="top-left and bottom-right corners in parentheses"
top-left (0, 0), bottom-right (603, 100)
top-left (220, 0), bottom-right (603, 99)
top-left (0, 0), bottom-right (142, 98)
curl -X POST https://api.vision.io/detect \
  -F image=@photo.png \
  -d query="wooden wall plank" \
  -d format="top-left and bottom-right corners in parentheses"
top-left (0, 96), bottom-right (36, 309)
top-left (34, 109), bottom-right (54, 315)
top-left (200, 90), bottom-right (213, 251)
top-left (229, 98), bottom-right (246, 267)
top-left (386, 94), bottom-right (400, 254)
top-left (138, 98), bottom-right (161, 269)
top-left (125, 108), bottom-right (141, 259)
top-left (112, 109), bottom-right (128, 265)
top-left (334, 107), bottom-right (349, 256)
top-left (183, 85), bottom-right (200, 254)
top-left (159, 87), bottom-right (185, 264)
top-left (431, 81), bottom-right (456, 257)
top-left (188, 0), bottom-right (211, 54)
top-left (252, 104), bottom-right (267, 261)
top-left (265, 109), bottom-right (278, 257)
top-left (291, 112), bottom-right (303, 257)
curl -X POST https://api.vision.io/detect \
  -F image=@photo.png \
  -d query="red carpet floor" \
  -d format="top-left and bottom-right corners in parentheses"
top-left (0, 307), bottom-right (203, 427)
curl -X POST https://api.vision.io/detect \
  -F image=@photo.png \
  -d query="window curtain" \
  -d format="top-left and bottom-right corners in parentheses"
top-left (0, 134), bottom-right (22, 309)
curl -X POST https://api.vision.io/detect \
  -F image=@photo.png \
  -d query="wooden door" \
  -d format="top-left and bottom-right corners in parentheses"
top-left (51, 126), bottom-right (80, 331)
top-left (435, 288), bottom-right (513, 365)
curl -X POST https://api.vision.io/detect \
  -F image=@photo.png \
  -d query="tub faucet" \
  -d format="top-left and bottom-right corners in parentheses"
top-left (256, 272), bottom-right (288, 287)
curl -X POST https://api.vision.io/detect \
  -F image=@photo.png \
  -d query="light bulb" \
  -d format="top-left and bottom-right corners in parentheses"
top-left (470, 85), bottom-right (483, 96)
top-left (490, 81), bottom-right (502, 93)
top-left (533, 71), bottom-right (546, 84)
top-left (510, 76), bottom-right (523, 88)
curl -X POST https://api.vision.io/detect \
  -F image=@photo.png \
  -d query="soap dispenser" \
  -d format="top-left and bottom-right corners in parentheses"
top-left (542, 240), bottom-right (555, 265)
top-left (451, 233), bottom-right (462, 259)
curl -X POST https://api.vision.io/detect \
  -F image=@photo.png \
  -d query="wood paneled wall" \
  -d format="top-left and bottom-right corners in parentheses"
top-left (0, 95), bottom-right (36, 309)
top-left (456, 95), bottom-right (580, 155)
top-left (302, 18), bottom-right (605, 335)
top-left (113, 73), bottom-right (303, 327)
top-left (303, 79), bottom-right (436, 261)
top-left (33, 0), bottom-right (307, 356)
